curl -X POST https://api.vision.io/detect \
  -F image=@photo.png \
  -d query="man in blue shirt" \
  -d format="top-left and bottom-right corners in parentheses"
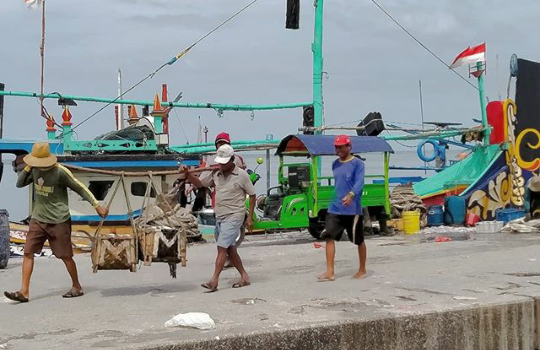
top-left (318, 135), bottom-right (367, 281)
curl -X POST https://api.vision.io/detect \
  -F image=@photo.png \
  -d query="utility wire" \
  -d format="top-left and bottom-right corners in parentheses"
top-left (167, 92), bottom-right (190, 144)
top-left (370, 0), bottom-right (478, 91)
top-left (70, 0), bottom-right (261, 133)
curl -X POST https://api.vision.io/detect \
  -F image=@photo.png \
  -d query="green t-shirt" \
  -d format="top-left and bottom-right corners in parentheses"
top-left (17, 164), bottom-right (99, 224)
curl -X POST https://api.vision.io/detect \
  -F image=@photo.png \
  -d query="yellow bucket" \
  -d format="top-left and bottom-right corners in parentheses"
top-left (402, 211), bottom-right (420, 234)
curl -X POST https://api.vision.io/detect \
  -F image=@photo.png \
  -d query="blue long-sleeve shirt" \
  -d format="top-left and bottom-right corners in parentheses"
top-left (328, 157), bottom-right (365, 216)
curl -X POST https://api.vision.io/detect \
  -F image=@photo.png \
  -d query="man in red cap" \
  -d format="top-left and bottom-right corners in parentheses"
top-left (191, 132), bottom-right (246, 211)
top-left (214, 132), bottom-right (245, 169)
top-left (318, 135), bottom-right (367, 281)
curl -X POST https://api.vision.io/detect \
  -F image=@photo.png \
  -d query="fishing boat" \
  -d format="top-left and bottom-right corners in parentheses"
top-left (1, 0), bottom-right (538, 253)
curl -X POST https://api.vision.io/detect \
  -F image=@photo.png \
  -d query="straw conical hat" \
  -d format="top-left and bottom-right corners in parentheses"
top-left (23, 142), bottom-right (57, 168)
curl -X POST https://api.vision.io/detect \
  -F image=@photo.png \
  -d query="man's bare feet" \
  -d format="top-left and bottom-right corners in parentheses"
top-left (352, 269), bottom-right (367, 279)
top-left (317, 271), bottom-right (335, 282)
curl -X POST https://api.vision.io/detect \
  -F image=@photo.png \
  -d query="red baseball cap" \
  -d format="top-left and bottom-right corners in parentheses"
top-left (215, 132), bottom-right (231, 145)
top-left (334, 135), bottom-right (351, 146)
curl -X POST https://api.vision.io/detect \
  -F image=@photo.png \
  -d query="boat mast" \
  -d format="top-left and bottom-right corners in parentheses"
top-left (117, 68), bottom-right (124, 130)
top-left (40, 0), bottom-right (46, 119)
top-left (312, 0), bottom-right (324, 178)
top-left (312, 0), bottom-right (324, 134)
top-left (475, 61), bottom-right (489, 145)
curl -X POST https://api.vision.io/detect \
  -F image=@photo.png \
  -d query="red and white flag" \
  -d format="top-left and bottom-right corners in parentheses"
top-left (449, 43), bottom-right (486, 69)
top-left (24, 0), bottom-right (42, 9)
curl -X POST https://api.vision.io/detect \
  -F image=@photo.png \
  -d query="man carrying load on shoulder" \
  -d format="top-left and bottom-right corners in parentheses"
top-left (183, 144), bottom-right (256, 292)
top-left (4, 142), bottom-right (108, 303)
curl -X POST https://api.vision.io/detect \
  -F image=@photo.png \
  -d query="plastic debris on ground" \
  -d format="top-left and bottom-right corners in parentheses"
top-left (453, 296), bottom-right (478, 301)
top-left (418, 225), bottom-right (475, 243)
top-left (420, 226), bottom-right (475, 235)
top-left (10, 245), bottom-right (52, 257)
top-left (165, 312), bottom-right (216, 330)
top-left (475, 221), bottom-right (504, 233)
top-left (501, 218), bottom-right (540, 234)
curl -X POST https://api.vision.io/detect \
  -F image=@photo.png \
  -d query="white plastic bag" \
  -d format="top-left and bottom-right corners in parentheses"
top-left (164, 312), bottom-right (216, 330)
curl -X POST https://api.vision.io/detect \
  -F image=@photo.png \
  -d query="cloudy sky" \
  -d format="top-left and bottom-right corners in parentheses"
top-left (0, 0), bottom-right (539, 218)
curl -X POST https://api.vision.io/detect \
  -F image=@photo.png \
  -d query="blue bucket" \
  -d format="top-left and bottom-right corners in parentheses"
top-left (427, 205), bottom-right (444, 226)
top-left (495, 208), bottom-right (525, 224)
top-left (444, 196), bottom-right (466, 226)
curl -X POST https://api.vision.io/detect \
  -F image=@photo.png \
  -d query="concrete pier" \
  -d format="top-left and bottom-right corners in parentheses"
top-left (1, 232), bottom-right (540, 350)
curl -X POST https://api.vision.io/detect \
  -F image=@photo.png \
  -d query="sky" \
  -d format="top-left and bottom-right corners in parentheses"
top-left (0, 0), bottom-right (539, 218)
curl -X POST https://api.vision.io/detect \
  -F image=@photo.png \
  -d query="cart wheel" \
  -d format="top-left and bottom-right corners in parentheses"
top-left (236, 224), bottom-right (246, 247)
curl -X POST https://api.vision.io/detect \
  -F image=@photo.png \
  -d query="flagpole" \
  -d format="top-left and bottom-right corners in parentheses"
top-left (476, 61), bottom-right (489, 145)
top-left (40, 0), bottom-right (46, 119)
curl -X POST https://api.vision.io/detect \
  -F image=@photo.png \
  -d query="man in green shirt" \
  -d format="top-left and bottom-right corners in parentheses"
top-left (4, 142), bottom-right (108, 303)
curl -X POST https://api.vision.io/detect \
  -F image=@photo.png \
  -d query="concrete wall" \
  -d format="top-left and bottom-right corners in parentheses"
top-left (147, 300), bottom-right (537, 350)
top-left (535, 298), bottom-right (540, 350)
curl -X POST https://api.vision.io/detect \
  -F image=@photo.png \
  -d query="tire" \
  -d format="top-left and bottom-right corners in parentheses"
top-left (308, 212), bottom-right (326, 240)
top-left (0, 209), bottom-right (9, 269)
top-left (236, 224), bottom-right (246, 247)
top-left (0, 252), bottom-right (8, 269)
top-left (235, 212), bottom-right (248, 247)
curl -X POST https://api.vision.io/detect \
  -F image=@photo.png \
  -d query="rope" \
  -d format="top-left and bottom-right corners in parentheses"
top-left (168, 92), bottom-right (190, 144)
top-left (370, 0), bottom-right (478, 91)
top-left (71, 0), bottom-right (261, 133)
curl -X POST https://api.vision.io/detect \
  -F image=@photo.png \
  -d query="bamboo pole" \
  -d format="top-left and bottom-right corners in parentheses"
top-left (381, 128), bottom-right (487, 141)
top-left (63, 164), bottom-right (217, 177)
top-left (173, 139), bottom-right (280, 149)
top-left (92, 177), bottom-right (123, 273)
top-left (120, 173), bottom-right (138, 273)
top-left (0, 90), bottom-right (311, 112)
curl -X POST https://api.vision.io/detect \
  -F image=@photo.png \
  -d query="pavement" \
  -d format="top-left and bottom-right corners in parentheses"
top-left (1, 231), bottom-right (540, 350)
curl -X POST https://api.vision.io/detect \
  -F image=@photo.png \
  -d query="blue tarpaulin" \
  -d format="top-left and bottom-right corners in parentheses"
top-left (276, 135), bottom-right (393, 156)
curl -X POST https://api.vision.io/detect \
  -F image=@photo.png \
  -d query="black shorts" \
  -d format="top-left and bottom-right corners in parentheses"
top-left (323, 213), bottom-right (364, 245)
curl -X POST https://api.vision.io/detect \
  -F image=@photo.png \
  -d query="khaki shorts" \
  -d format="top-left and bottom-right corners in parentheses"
top-left (24, 219), bottom-right (73, 258)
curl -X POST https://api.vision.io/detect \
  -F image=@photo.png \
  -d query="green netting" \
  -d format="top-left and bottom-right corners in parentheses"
top-left (413, 145), bottom-right (503, 198)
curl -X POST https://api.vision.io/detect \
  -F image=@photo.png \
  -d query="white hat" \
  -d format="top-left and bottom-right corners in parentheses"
top-left (214, 144), bottom-right (234, 164)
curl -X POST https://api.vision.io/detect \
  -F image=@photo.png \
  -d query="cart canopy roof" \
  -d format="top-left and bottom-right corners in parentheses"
top-left (276, 134), bottom-right (393, 156)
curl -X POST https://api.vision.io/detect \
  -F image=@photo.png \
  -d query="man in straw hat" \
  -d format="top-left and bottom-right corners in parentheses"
top-left (4, 142), bottom-right (108, 303)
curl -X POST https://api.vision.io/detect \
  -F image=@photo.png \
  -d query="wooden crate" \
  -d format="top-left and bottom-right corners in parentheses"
top-left (91, 235), bottom-right (137, 272)
top-left (139, 227), bottom-right (187, 267)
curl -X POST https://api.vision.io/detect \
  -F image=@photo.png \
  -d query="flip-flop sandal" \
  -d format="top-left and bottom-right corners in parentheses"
top-left (201, 283), bottom-right (218, 293)
top-left (316, 276), bottom-right (335, 282)
top-left (4, 291), bottom-right (29, 303)
top-left (62, 289), bottom-right (84, 298)
top-left (232, 281), bottom-right (251, 288)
